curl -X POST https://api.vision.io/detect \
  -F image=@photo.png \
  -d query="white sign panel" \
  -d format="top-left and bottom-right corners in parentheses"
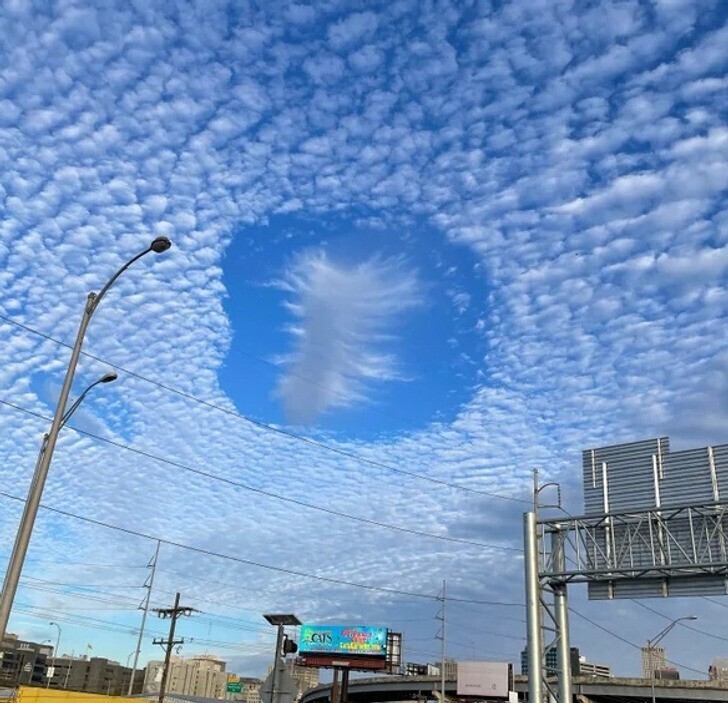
top-left (457, 662), bottom-right (510, 698)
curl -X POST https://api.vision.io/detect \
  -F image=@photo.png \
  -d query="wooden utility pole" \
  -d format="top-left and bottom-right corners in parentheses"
top-left (152, 592), bottom-right (196, 703)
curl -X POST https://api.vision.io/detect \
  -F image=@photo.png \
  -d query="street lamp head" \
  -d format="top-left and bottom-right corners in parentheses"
top-left (99, 372), bottom-right (118, 384)
top-left (150, 236), bottom-right (172, 254)
top-left (686, 616), bottom-right (698, 621)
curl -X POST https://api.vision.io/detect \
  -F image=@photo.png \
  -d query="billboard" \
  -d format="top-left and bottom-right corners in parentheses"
top-left (299, 625), bottom-right (388, 658)
top-left (456, 662), bottom-right (511, 698)
top-left (579, 436), bottom-right (728, 600)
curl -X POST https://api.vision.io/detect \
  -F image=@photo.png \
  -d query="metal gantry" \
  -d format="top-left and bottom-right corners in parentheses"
top-left (541, 502), bottom-right (728, 595)
top-left (524, 500), bottom-right (728, 703)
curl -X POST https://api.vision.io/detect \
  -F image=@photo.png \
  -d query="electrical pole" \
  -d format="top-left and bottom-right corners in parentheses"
top-left (152, 592), bottom-right (196, 703)
top-left (436, 580), bottom-right (446, 703)
top-left (128, 541), bottom-right (160, 696)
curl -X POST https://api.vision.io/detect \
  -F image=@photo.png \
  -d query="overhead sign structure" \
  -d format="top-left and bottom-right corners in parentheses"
top-left (456, 662), bottom-right (511, 698)
top-left (577, 436), bottom-right (728, 599)
top-left (299, 625), bottom-right (388, 658)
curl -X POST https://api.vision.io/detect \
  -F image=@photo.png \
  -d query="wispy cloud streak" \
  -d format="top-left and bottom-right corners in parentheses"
top-left (275, 251), bottom-right (420, 423)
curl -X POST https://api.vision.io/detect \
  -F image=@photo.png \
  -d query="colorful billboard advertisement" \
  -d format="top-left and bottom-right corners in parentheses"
top-left (299, 625), bottom-right (388, 658)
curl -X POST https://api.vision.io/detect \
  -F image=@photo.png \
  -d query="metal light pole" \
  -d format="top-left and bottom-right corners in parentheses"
top-left (47, 621), bottom-right (61, 689)
top-left (64, 649), bottom-right (74, 690)
top-left (264, 614), bottom-right (301, 703)
top-left (647, 616), bottom-right (696, 703)
top-left (0, 237), bottom-right (172, 642)
top-left (524, 512), bottom-right (543, 703)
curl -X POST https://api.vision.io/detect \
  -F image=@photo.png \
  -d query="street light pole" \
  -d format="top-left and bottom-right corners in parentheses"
top-left (647, 616), bottom-right (697, 703)
top-left (263, 614), bottom-right (301, 703)
top-left (0, 237), bottom-right (172, 642)
top-left (48, 621), bottom-right (61, 689)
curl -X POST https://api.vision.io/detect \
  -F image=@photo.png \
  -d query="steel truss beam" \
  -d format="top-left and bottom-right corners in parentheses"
top-left (539, 502), bottom-right (728, 584)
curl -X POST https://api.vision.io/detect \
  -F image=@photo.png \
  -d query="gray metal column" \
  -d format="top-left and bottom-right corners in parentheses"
top-left (524, 512), bottom-right (543, 703)
top-left (271, 624), bottom-right (285, 703)
top-left (551, 526), bottom-right (572, 703)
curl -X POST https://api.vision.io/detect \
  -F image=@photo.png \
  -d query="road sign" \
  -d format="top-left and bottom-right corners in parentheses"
top-left (227, 681), bottom-right (243, 693)
top-left (260, 659), bottom-right (297, 703)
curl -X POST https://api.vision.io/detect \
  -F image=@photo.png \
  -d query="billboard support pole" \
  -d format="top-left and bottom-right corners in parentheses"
top-left (331, 668), bottom-right (340, 703)
top-left (551, 525), bottom-right (572, 703)
top-left (524, 512), bottom-right (543, 703)
top-left (340, 668), bottom-right (350, 703)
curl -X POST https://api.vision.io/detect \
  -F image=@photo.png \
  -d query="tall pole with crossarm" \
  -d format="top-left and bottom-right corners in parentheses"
top-left (0, 237), bottom-right (172, 642)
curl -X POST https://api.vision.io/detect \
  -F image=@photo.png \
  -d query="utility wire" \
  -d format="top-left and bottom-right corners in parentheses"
top-left (17, 575), bottom-right (273, 633)
top-left (13, 602), bottom-right (266, 652)
top-left (0, 312), bottom-right (530, 505)
top-left (632, 599), bottom-right (728, 644)
top-left (569, 607), bottom-right (705, 675)
top-left (702, 596), bottom-right (728, 609)
top-left (0, 489), bottom-right (523, 607)
top-left (0, 397), bottom-right (521, 552)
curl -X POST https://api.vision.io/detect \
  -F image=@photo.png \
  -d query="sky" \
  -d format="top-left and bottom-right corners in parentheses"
top-left (0, 0), bottom-right (727, 686)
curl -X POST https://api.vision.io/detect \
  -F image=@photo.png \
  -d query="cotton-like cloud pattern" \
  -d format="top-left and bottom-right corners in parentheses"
top-left (0, 0), bottom-right (726, 679)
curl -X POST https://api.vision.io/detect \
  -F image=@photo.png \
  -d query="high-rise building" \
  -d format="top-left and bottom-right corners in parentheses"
top-left (144, 654), bottom-right (227, 698)
top-left (641, 646), bottom-right (667, 678)
top-left (710, 658), bottom-right (728, 681)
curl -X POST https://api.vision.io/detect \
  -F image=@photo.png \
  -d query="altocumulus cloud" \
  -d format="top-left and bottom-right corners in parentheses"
top-left (275, 251), bottom-right (421, 423)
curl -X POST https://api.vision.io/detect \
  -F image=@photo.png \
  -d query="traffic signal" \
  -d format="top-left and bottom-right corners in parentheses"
top-left (282, 635), bottom-right (298, 655)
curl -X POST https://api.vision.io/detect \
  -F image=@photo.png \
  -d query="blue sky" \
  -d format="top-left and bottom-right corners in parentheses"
top-left (0, 0), bottom-right (727, 685)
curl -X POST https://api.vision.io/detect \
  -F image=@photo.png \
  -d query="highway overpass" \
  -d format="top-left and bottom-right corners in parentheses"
top-left (300, 675), bottom-right (728, 703)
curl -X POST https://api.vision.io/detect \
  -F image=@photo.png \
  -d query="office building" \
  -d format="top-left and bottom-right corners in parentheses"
top-left (0, 634), bottom-right (52, 687)
top-left (642, 646), bottom-right (667, 678)
top-left (521, 647), bottom-right (581, 677)
top-left (710, 658), bottom-right (728, 681)
top-left (405, 663), bottom-right (429, 676)
top-left (144, 654), bottom-right (227, 698)
top-left (432, 659), bottom-right (458, 680)
top-left (578, 656), bottom-right (611, 678)
top-left (49, 656), bottom-right (142, 695)
top-left (655, 668), bottom-right (680, 680)
top-left (286, 659), bottom-right (319, 696)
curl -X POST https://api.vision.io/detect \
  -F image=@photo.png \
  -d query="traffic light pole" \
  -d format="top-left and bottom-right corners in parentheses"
top-left (271, 624), bottom-right (285, 703)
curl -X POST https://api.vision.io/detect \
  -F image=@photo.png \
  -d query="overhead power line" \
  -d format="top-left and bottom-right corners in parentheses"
top-left (632, 599), bottom-right (728, 644)
top-left (0, 312), bottom-right (530, 505)
top-left (0, 397), bottom-right (522, 553)
top-left (12, 602), bottom-right (268, 652)
top-left (569, 607), bottom-right (704, 675)
top-left (0, 489), bottom-right (523, 608)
